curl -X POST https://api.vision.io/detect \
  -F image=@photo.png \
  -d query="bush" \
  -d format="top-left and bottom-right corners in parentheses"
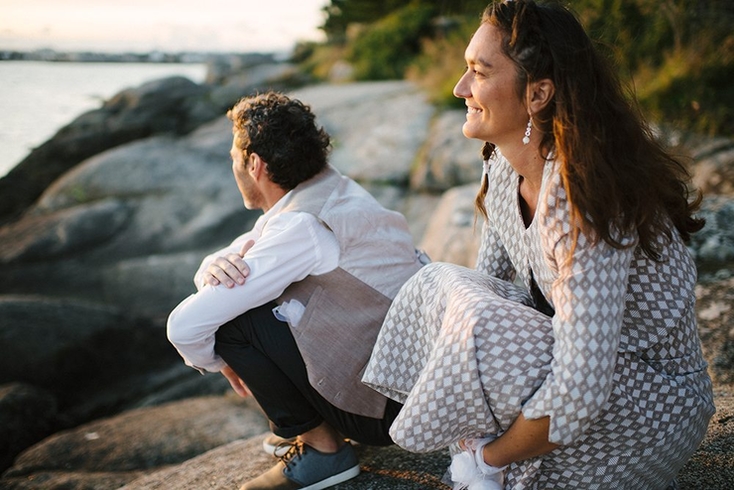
top-left (296, 43), bottom-right (349, 82)
top-left (637, 48), bottom-right (734, 136)
top-left (346, 4), bottom-right (437, 80)
top-left (573, 0), bottom-right (734, 136)
top-left (407, 17), bottom-right (477, 108)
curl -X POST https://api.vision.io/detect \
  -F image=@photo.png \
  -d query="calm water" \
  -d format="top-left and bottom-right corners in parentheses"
top-left (0, 61), bottom-right (208, 177)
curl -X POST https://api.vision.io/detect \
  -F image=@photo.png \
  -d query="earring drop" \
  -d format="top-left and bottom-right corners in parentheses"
top-left (522, 116), bottom-right (532, 145)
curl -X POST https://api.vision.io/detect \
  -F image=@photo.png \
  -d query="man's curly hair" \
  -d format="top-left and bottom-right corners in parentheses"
top-left (227, 91), bottom-right (331, 190)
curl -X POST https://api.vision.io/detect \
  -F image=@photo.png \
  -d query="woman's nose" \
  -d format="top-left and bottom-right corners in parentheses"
top-left (453, 71), bottom-right (470, 99)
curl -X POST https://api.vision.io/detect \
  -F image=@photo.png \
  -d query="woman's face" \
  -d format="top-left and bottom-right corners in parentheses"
top-left (454, 23), bottom-right (529, 148)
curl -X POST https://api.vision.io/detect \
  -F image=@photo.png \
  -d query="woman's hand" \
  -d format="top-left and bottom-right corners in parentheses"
top-left (203, 240), bottom-right (254, 288)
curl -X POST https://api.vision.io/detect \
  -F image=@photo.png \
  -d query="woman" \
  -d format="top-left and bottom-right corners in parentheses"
top-left (362, 1), bottom-right (715, 488)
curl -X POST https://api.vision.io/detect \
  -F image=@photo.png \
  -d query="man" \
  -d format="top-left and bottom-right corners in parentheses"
top-left (167, 91), bottom-right (425, 490)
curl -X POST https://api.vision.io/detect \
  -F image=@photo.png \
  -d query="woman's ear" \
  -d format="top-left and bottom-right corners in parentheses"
top-left (528, 78), bottom-right (555, 113)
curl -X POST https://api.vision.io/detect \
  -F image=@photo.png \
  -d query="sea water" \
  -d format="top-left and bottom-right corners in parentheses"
top-left (0, 60), bottom-right (208, 177)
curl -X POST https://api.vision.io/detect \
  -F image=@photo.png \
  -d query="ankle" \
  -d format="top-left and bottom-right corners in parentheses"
top-left (298, 435), bottom-right (344, 454)
top-left (298, 423), bottom-right (345, 454)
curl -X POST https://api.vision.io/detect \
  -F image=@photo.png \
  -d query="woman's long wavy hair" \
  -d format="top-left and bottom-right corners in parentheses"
top-left (474, 0), bottom-right (704, 259)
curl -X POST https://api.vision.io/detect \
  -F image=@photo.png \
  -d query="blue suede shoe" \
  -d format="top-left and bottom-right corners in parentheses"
top-left (241, 441), bottom-right (359, 490)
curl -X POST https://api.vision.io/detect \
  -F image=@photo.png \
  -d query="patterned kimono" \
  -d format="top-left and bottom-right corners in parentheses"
top-left (362, 155), bottom-right (715, 489)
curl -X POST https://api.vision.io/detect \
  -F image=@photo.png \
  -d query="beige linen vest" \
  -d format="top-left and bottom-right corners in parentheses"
top-left (274, 165), bottom-right (422, 418)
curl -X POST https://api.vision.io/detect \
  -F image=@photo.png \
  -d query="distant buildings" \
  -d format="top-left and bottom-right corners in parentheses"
top-left (0, 49), bottom-right (241, 64)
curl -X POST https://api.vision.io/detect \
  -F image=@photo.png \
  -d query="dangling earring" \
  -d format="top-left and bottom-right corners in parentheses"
top-left (522, 115), bottom-right (532, 145)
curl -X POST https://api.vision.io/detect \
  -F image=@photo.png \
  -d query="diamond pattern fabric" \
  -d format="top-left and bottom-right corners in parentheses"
top-left (363, 155), bottom-right (715, 488)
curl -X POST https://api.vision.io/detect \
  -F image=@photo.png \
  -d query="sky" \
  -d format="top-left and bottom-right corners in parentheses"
top-left (0, 0), bottom-right (329, 54)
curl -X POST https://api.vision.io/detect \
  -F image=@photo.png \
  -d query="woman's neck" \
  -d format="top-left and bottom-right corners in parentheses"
top-left (501, 143), bottom-right (545, 186)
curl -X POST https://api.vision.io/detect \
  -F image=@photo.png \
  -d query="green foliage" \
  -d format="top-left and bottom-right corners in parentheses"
top-left (294, 42), bottom-right (347, 82)
top-left (322, 0), bottom-right (415, 43)
top-left (290, 41), bottom-right (319, 64)
top-left (346, 4), bottom-right (437, 80)
top-left (570, 0), bottom-right (734, 135)
top-left (321, 0), bottom-right (490, 42)
top-left (407, 17), bottom-right (478, 108)
top-left (636, 48), bottom-right (734, 135)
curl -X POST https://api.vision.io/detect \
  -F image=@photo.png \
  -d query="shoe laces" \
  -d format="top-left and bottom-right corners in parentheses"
top-left (279, 440), bottom-right (306, 468)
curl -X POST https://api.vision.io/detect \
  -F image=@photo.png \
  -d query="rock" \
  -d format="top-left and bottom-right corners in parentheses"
top-left (419, 184), bottom-right (482, 267)
top-left (410, 110), bottom-right (484, 192)
top-left (102, 76), bottom-right (214, 135)
top-left (97, 252), bottom-right (206, 319)
top-left (0, 296), bottom-right (124, 388)
top-left (0, 295), bottom-right (177, 423)
top-left (0, 119), bottom-right (259, 317)
top-left (689, 139), bottom-right (734, 196)
top-left (400, 192), bottom-right (444, 249)
top-left (688, 196), bottom-right (734, 273)
top-left (1, 395), bottom-right (269, 489)
top-left (291, 81), bottom-right (435, 186)
top-left (129, 365), bottom-right (232, 409)
top-left (0, 470), bottom-right (149, 490)
top-left (0, 383), bottom-right (58, 473)
top-left (696, 275), bottom-right (734, 386)
top-left (0, 199), bottom-right (131, 264)
top-left (208, 63), bottom-right (305, 111)
top-left (31, 119), bottom-right (249, 257)
top-left (58, 362), bottom-right (232, 428)
top-left (204, 53), bottom-right (281, 85)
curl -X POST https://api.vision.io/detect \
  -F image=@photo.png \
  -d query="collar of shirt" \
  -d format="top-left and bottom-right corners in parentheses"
top-left (252, 189), bottom-right (294, 236)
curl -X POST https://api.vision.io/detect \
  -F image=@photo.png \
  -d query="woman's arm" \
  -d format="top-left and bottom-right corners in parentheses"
top-left (475, 220), bottom-right (516, 281)
top-left (481, 413), bottom-right (559, 467)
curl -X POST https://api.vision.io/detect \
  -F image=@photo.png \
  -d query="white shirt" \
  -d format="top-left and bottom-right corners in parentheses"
top-left (166, 192), bottom-right (340, 372)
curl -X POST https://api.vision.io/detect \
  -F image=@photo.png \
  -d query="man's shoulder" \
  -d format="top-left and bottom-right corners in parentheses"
top-left (265, 210), bottom-right (323, 229)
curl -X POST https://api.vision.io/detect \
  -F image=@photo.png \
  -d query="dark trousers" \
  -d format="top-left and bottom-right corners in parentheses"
top-left (214, 301), bottom-right (402, 445)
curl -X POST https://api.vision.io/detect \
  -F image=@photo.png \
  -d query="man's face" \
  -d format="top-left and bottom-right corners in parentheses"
top-left (230, 136), bottom-right (265, 210)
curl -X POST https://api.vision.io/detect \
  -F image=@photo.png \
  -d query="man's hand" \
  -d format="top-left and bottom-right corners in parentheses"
top-left (203, 240), bottom-right (255, 288)
top-left (220, 364), bottom-right (252, 398)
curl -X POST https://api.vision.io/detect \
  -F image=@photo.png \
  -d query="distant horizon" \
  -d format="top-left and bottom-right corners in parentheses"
top-left (0, 47), bottom-right (293, 62)
top-left (0, 46), bottom-right (292, 56)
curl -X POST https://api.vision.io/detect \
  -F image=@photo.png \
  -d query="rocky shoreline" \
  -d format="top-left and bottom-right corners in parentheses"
top-left (1, 58), bottom-right (733, 489)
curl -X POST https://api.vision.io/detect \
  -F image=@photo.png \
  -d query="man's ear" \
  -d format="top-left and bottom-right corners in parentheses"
top-left (527, 78), bottom-right (555, 114)
top-left (248, 152), bottom-right (265, 180)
